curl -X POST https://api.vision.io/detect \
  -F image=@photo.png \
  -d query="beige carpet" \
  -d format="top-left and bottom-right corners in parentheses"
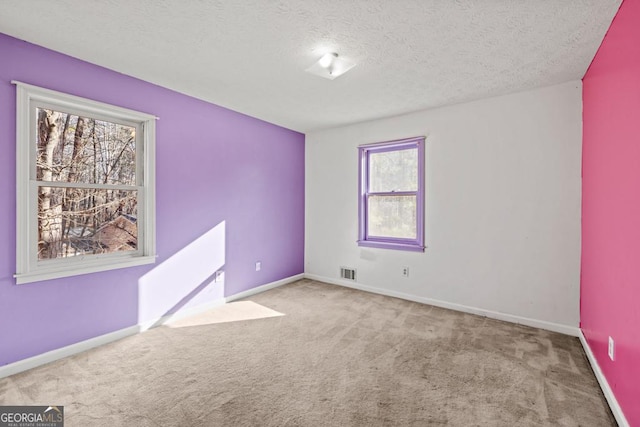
top-left (0, 279), bottom-right (615, 426)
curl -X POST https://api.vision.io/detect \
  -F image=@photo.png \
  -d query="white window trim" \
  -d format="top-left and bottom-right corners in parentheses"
top-left (13, 81), bottom-right (157, 284)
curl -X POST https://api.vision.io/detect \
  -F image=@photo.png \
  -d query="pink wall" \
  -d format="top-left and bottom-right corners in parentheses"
top-left (582, 0), bottom-right (640, 424)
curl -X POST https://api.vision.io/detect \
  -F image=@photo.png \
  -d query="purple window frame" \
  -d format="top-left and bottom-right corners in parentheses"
top-left (358, 136), bottom-right (425, 252)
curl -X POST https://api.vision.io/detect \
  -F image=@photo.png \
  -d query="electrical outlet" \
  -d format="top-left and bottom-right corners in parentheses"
top-left (255, 261), bottom-right (261, 271)
top-left (402, 267), bottom-right (409, 278)
top-left (608, 336), bottom-right (615, 361)
top-left (214, 270), bottom-right (224, 283)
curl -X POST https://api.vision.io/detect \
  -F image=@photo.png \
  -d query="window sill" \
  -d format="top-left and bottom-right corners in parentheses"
top-left (15, 255), bottom-right (157, 285)
top-left (357, 240), bottom-right (425, 252)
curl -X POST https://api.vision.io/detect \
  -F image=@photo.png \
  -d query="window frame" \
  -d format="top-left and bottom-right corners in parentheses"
top-left (13, 81), bottom-right (157, 284)
top-left (358, 136), bottom-right (425, 252)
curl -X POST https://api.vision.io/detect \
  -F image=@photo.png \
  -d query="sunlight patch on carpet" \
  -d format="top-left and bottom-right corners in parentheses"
top-left (168, 301), bottom-right (285, 328)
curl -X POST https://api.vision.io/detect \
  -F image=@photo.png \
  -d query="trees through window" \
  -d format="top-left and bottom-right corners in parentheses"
top-left (14, 82), bottom-right (156, 284)
top-left (36, 108), bottom-right (138, 260)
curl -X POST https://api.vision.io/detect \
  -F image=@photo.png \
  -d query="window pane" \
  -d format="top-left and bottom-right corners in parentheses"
top-left (36, 108), bottom-right (136, 186)
top-left (38, 187), bottom-right (138, 260)
top-left (368, 195), bottom-right (416, 239)
top-left (369, 147), bottom-right (417, 192)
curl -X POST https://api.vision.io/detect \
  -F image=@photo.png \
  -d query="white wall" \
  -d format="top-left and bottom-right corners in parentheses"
top-left (305, 81), bottom-right (582, 330)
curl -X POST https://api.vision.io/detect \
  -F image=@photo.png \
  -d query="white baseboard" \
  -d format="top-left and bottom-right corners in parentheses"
top-left (0, 273), bottom-right (304, 379)
top-left (0, 325), bottom-right (140, 379)
top-left (579, 331), bottom-right (630, 427)
top-left (304, 273), bottom-right (580, 337)
top-left (225, 273), bottom-right (304, 302)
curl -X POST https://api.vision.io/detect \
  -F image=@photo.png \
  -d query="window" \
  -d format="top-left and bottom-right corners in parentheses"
top-left (358, 136), bottom-right (425, 252)
top-left (13, 81), bottom-right (156, 284)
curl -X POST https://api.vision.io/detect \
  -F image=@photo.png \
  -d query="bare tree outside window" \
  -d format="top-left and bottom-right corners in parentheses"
top-left (36, 108), bottom-right (138, 260)
top-left (14, 81), bottom-right (156, 284)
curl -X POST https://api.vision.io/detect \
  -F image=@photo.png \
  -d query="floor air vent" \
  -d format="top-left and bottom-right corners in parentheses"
top-left (340, 267), bottom-right (356, 281)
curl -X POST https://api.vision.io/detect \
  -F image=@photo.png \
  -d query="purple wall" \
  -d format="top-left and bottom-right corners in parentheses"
top-left (0, 33), bottom-right (304, 366)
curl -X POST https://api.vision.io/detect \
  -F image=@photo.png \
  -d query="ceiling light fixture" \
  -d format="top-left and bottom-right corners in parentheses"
top-left (318, 52), bottom-right (337, 69)
top-left (306, 52), bottom-right (356, 80)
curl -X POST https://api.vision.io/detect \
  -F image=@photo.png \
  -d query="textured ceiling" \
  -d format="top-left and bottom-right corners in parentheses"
top-left (0, 0), bottom-right (621, 132)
